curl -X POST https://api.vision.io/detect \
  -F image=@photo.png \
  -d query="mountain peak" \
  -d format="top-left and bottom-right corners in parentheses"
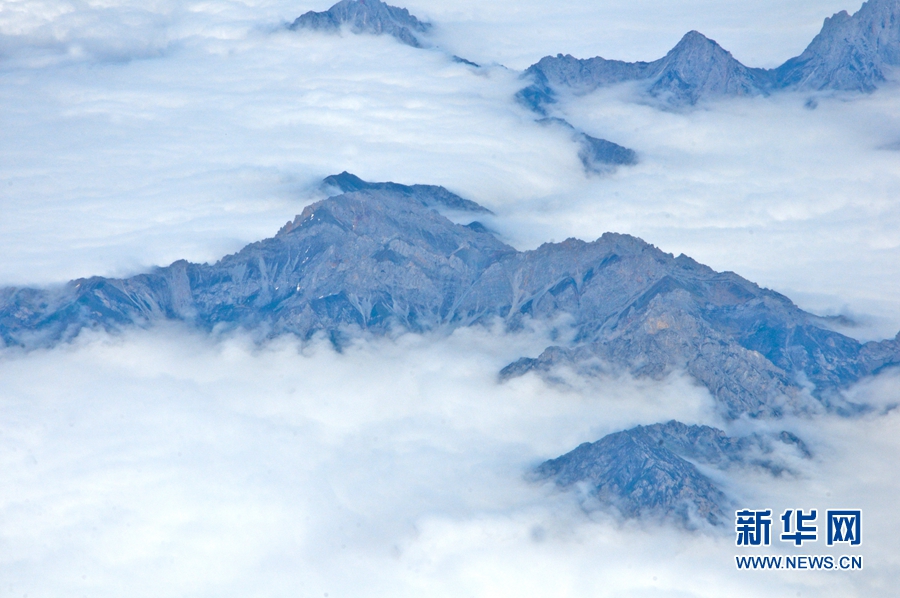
top-left (774, 0), bottom-right (900, 91)
top-left (320, 172), bottom-right (492, 213)
top-left (290, 0), bottom-right (431, 48)
top-left (534, 420), bottom-right (812, 526)
top-left (647, 31), bottom-right (770, 105)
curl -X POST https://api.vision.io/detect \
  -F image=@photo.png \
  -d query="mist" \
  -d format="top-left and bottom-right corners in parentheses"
top-left (1, 327), bottom-right (898, 596)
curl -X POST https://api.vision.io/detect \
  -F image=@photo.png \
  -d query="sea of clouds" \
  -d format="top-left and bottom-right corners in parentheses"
top-left (2, 0), bottom-right (899, 595)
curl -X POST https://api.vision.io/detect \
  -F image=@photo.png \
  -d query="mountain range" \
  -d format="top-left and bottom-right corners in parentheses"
top-left (518, 0), bottom-right (900, 111)
top-left (288, 0), bottom-right (639, 173)
top-left (2, 177), bottom-right (898, 523)
top-left (534, 420), bottom-right (811, 526)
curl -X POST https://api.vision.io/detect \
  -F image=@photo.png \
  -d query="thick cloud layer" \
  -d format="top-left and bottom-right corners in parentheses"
top-left (2, 1), bottom-right (900, 595)
top-left (1, 328), bottom-right (897, 596)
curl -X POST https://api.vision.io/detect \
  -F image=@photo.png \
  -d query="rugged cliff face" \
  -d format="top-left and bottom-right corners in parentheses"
top-left (3, 178), bottom-right (897, 524)
top-left (534, 421), bottom-right (812, 526)
top-left (290, 0), bottom-right (431, 48)
top-left (2, 177), bottom-right (897, 419)
top-left (518, 0), bottom-right (900, 109)
top-left (776, 0), bottom-right (900, 91)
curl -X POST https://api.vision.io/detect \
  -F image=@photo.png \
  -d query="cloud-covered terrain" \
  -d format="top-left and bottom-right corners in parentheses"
top-left (2, 0), bottom-right (899, 595)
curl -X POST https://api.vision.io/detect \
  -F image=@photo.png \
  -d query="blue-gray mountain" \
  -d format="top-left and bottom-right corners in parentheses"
top-left (538, 118), bottom-right (637, 174)
top-left (518, 0), bottom-right (900, 111)
top-left (534, 420), bottom-right (811, 526)
top-left (290, 0), bottom-right (430, 48)
top-left (1, 177), bottom-right (898, 419)
top-left (320, 171), bottom-right (492, 213)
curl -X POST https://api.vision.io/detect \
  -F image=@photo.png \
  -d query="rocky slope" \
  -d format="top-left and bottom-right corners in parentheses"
top-left (2, 176), bottom-right (897, 420)
top-left (775, 0), bottom-right (900, 91)
top-left (535, 421), bottom-right (811, 526)
top-left (290, 0), bottom-right (431, 48)
top-left (518, 0), bottom-right (900, 110)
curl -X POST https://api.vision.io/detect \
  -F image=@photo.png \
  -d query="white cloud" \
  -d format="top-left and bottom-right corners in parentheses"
top-left (1, 328), bottom-right (896, 596)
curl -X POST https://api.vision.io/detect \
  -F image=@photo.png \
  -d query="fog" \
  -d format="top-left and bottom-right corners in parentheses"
top-left (1, 328), bottom-right (897, 596)
top-left (2, 0), bottom-right (899, 595)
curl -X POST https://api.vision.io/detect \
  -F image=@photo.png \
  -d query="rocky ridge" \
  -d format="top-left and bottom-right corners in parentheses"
top-left (290, 0), bottom-right (431, 48)
top-left (518, 0), bottom-right (900, 110)
top-left (535, 420), bottom-right (811, 525)
top-left (2, 177), bottom-right (897, 419)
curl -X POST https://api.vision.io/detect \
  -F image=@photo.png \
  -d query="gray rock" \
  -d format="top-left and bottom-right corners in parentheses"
top-left (2, 181), bottom-right (898, 419)
top-left (775, 0), bottom-right (900, 92)
top-left (321, 171), bottom-right (492, 213)
top-left (645, 31), bottom-right (772, 105)
top-left (519, 31), bottom-right (770, 110)
top-left (289, 0), bottom-right (431, 48)
top-left (537, 118), bottom-right (637, 173)
top-left (534, 420), bottom-right (811, 526)
top-left (517, 0), bottom-right (900, 110)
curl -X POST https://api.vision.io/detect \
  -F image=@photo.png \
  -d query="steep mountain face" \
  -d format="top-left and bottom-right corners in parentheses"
top-left (646, 31), bottom-right (772, 105)
top-left (518, 0), bottom-right (900, 110)
top-left (1, 179), bottom-right (898, 419)
top-left (4, 179), bottom-right (898, 524)
top-left (520, 32), bottom-right (770, 110)
top-left (290, 0), bottom-right (431, 48)
top-left (775, 0), bottom-right (900, 91)
top-left (320, 171), bottom-right (492, 213)
top-left (535, 421), bottom-right (811, 526)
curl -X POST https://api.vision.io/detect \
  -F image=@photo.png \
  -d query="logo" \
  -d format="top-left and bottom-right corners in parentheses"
top-left (735, 509), bottom-right (772, 546)
top-left (734, 507), bottom-right (862, 571)
top-left (780, 508), bottom-right (817, 545)
top-left (827, 510), bottom-right (861, 546)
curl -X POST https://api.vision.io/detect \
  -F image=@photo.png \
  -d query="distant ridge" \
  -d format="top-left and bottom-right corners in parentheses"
top-left (535, 421), bottom-right (811, 526)
top-left (321, 172), bottom-right (492, 213)
top-left (537, 118), bottom-right (637, 174)
top-left (290, 0), bottom-right (431, 48)
top-left (518, 0), bottom-right (900, 110)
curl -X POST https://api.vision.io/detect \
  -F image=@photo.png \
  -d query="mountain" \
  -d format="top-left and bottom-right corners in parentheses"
top-left (534, 420), bottom-right (811, 526)
top-left (537, 118), bottom-right (637, 173)
top-left (320, 171), bottom-right (492, 213)
top-left (519, 31), bottom-right (770, 111)
top-left (2, 177), bottom-right (898, 419)
top-left (289, 0), bottom-right (431, 48)
top-left (775, 0), bottom-right (900, 92)
top-left (517, 0), bottom-right (900, 110)
top-left (645, 31), bottom-right (772, 105)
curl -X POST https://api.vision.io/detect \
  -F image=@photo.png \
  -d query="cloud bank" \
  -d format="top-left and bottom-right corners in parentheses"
top-left (1, 328), bottom-right (898, 596)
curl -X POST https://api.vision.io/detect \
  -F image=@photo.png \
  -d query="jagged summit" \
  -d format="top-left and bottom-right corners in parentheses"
top-left (320, 172), bottom-right (491, 213)
top-left (775, 0), bottom-right (900, 91)
top-left (647, 31), bottom-right (771, 105)
top-left (535, 421), bottom-right (811, 526)
top-left (518, 31), bottom-right (769, 110)
top-left (290, 0), bottom-right (431, 48)
top-left (518, 0), bottom-right (900, 110)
